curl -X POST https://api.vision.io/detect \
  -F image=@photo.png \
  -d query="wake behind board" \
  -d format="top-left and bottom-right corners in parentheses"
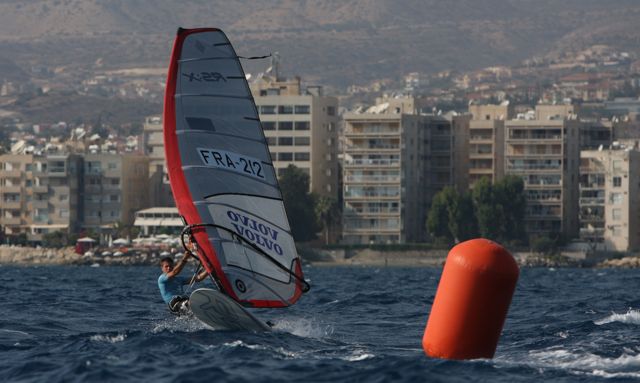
top-left (190, 288), bottom-right (271, 332)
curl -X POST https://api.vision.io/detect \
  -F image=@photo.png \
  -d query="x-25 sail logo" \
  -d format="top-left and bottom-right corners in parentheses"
top-left (182, 72), bottom-right (227, 82)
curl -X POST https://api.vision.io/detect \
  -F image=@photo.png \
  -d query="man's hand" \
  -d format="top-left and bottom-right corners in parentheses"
top-left (185, 240), bottom-right (198, 255)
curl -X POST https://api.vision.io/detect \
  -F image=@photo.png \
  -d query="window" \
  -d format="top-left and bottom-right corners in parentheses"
top-left (294, 137), bottom-right (310, 146)
top-left (327, 106), bottom-right (336, 116)
top-left (613, 160), bottom-right (623, 171)
top-left (108, 162), bottom-right (117, 170)
top-left (278, 105), bottom-right (294, 114)
top-left (59, 194), bottom-right (68, 201)
top-left (612, 208), bottom-right (622, 221)
top-left (59, 209), bottom-right (69, 218)
top-left (266, 137), bottom-right (277, 145)
top-left (613, 176), bottom-right (622, 187)
top-left (611, 225), bottom-right (622, 237)
top-left (260, 105), bottom-right (276, 114)
top-left (278, 122), bottom-right (293, 130)
top-left (294, 121), bottom-right (310, 130)
top-left (278, 153), bottom-right (293, 161)
top-left (262, 121), bottom-right (276, 130)
top-left (294, 105), bottom-right (310, 114)
top-left (278, 137), bottom-right (293, 146)
top-left (610, 192), bottom-right (623, 205)
top-left (294, 152), bottom-right (310, 161)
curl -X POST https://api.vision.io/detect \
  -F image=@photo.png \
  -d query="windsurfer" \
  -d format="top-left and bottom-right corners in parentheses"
top-left (158, 242), bottom-right (208, 314)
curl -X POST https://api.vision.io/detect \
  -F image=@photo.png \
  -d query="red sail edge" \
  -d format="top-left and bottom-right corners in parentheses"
top-left (162, 27), bottom-right (237, 302)
top-left (163, 28), bottom-right (304, 308)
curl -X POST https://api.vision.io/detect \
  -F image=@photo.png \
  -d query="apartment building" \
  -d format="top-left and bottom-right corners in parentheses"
top-left (579, 148), bottom-right (640, 251)
top-left (341, 98), bottom-right (452, 244)
top-left (250, 76), bottom-right (339, 196)
top-left (0, 153), bottom-right (82, 241)
top-left (142, 115), bottom-right (174, 207)
top-left (504, 113), bottom-right (580, 237)
top-left (465, 102), bottom-right (514, 187)
top-left (82, 153), bottom-right (150, 232)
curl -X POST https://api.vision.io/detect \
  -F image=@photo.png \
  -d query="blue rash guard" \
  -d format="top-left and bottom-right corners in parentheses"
top-left (158, 273), bottom-right (189, 304)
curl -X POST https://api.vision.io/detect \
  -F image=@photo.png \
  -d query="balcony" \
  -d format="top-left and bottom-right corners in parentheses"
top-left (579, 197), bottom-right (605, 206)
top-left (469, 168), bottom-right (493, 175)
top-left (0, 170), bottom-right (21, 178)
top-left (580, 228), bottom-right (605, 238)
top-left (579, 214), bottom-right (604, 222)
top-left (1, 186), bottom-right (21, 193)
top-left (345, 175), bottom-right (401, 184)
top-left (344, 158), bottom-right (400, 167)
top-left (1, 201), bottom-right (21, 209)
top-left (30, 200), bottom-right (48, 209)
top-left (0, 217), bottom-right (22, 225)
top-left (31, 185), bottom-right (48, 194)
top-left (344, 127), bottom-right (399, 137)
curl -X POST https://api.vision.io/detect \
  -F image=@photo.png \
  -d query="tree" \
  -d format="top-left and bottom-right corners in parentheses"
top-left (427, 189), bottom-right (452, 242)
top-left (427, 187), bottom-right (478, 244)
top-left (314, 195), bottom-right (340, 245)
top-left (472, 177), bottom-right (505, 240)
top-left (278, 165), bottom-right (319, 242)
top-left (448, 190), bottom-right (477, 242)
top-left (42, 231), bottom-right (68, 248)
top-left (494, 175), bottom-right (527, 243)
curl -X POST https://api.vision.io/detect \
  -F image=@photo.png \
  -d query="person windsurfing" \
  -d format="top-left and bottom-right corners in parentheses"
top-left (157, 241), bottom-right (208, 314)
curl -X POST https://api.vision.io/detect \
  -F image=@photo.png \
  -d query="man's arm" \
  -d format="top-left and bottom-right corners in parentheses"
top-left (166, 251), bottom-right (191, 278)
top-left (194, 270), bottom-right (209, 282)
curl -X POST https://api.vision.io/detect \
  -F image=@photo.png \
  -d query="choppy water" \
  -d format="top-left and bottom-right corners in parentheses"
top-left (2, 265), bottom-right (640, 382)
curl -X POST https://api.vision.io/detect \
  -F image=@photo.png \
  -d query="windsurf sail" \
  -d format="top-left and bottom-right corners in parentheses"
top-left (163, 28), bottom-right (309, 308)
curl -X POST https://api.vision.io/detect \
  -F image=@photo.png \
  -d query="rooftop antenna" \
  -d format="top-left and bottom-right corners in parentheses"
top-left (270, 52), bottom-right (281, 80)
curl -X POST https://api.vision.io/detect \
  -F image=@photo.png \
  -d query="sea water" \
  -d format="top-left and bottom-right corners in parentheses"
top-left (2, 265), bottom-right (640, 382)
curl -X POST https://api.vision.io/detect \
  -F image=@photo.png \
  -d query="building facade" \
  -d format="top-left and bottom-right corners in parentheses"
top-left (142, 115), bottom-right (174, 207)
top-left (82, 153), bottom-right (150, 233)
top-left (579, 148), bottom-right (640, 251)
top-left (250, 76), bottom-right (339, 196)
top-left (0, 153), bottom-right (82, 242)
top-left (504, 116), bottom-right (580, 238)
top-left (341, 98), bottom-right (452, 244)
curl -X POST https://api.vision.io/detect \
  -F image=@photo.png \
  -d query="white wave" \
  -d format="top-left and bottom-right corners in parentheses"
top-left (595, 309), bottom-right (640, 325)
top-left (151, 315), bottom-right (207, 333)
top-left (0, 329), bottom-right (30, 337)
top-left (89, 333), bottom-right (126, 343)
top-left (341, 348), bottom-right (375, 362)
top-left (271, 317), bottom-right (334, 338)
top-left (221, 340), bottom-right (299, 359)
top-left (526, 348), bottom-right (640, 378)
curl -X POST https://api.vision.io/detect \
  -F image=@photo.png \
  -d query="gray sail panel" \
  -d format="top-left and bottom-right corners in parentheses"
top-left (172, 29), bottom-right (302, 306)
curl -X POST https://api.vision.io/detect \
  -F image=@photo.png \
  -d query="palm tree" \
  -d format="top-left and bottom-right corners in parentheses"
top-left (315, 196), bottom-right (341, 245)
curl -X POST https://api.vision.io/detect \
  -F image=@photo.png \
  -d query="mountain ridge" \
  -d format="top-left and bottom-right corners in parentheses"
top-left (1, 0), bottom-right (639, 86)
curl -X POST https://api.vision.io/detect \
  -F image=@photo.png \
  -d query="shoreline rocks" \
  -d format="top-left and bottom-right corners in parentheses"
top-left (2, 245), bottom-right (639, 268)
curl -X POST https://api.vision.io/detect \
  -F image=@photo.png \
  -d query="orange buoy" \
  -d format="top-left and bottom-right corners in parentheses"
top-left (422, 238), bottom-right (519, 360)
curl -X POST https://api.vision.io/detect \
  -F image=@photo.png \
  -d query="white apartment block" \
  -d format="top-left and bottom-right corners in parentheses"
top-left (341, 98), bottom-right (452, 244)
top-left (83, 153), bottom-right (150, 232)
top-left (504, 115), bottom-right (580, 237)
top-left (250, 76), bottom-right (339, 196)
top-left (580, 148), bottom-right (640, 251)
top-left (142, 115), bottom-right (174, 207)
top-left (0, 153), bottom-right (82, 242)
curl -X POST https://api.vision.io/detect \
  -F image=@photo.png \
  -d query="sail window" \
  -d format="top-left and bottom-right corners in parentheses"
top-left (186, 117), bottom-right (216, 131)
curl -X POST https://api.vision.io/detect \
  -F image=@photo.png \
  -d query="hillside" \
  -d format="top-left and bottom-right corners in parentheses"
top-left (1, 0), bottom-right (640, 87)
